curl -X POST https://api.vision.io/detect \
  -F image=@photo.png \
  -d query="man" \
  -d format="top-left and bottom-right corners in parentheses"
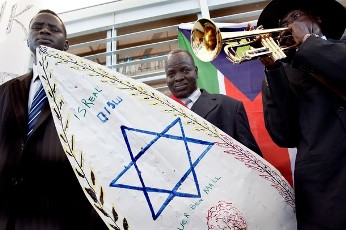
top-left (257, 0), bottom-right (346, 228)
top-left (165, 49), bottom-right (262, 156)
top-left (0, 10), bottom-right (107, 229)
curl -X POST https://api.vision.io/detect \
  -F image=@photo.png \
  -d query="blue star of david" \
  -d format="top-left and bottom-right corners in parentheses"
top-left (109, 117), bottom-right (214, 220)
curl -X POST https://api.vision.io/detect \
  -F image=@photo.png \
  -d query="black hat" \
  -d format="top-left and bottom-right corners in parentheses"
top-left (257, 0), bottom-right (346, 39)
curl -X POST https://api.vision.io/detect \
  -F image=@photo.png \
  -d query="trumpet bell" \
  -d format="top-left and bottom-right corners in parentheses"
top-left (191, 18), bottom-right (223, 62)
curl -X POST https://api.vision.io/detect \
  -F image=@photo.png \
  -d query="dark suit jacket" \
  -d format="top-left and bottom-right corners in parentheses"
top-left (191, 89), bottom-right (262, 156)
top-left (262, 36), bottom-right (346, 229)
top-left (0, 72), bottom-right (107, 230)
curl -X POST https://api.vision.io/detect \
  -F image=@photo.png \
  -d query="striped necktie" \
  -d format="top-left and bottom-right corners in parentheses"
top-left (185, 98), bottom-right (193, 108)
top-left (27, 83), bottom-right (47, 137)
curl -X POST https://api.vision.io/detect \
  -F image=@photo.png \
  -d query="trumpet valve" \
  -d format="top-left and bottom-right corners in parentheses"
top-left (261, 37), bottom-right (286, 62)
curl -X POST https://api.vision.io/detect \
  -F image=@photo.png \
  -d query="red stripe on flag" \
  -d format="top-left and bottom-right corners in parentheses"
top-left (223, 76), bottom-right (293, 186)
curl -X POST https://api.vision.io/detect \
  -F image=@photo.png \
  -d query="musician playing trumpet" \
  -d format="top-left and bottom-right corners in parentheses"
top-left (257, 0), bottom-right (346, 229)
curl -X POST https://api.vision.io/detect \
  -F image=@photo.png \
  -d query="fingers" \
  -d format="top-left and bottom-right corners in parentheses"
top-left (246, 23), bottom-right (254, 31)
top-left (246, 24), bottom-right (263, 31)
top-left (258, 56), bottom-right (281, 70)
top-left (288, 22), bottom-right (310, 44)
top-left (256, 25), bottom-right (264, 30)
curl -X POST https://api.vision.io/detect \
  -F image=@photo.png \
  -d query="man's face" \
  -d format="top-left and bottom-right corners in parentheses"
top-left (166, 52), bottom-right (198, 98)
top-left (27, 12), bottom-right (69, 56)
top-left (280, 9), bottom-right (321, 33)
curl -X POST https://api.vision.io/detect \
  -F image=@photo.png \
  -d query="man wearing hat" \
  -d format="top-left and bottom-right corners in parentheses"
top-left (257, 0), bottom-right (346, 229)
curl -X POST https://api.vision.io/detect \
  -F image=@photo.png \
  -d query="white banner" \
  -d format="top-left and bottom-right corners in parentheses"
top-left (37, 46), bottom-right (297, 230)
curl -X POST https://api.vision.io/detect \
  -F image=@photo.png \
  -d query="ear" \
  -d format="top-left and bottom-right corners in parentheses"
top-left (195, 66), bottom-right (198, 78)
top-left (64, 40), bottom-right (69, 51)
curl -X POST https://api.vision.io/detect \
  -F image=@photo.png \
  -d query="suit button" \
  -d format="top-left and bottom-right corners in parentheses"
top-left (338, 106), bottom-right (344, 112)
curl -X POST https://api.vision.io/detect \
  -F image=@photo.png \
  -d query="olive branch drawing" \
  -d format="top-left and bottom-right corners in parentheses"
top-left (215, 134), bottom-right (295, 211)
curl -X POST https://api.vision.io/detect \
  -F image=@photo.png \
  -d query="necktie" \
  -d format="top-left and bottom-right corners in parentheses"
top-left (185, 98), bottom-right (193, 108)
top-left (27, 83), bottom-right (47, 137)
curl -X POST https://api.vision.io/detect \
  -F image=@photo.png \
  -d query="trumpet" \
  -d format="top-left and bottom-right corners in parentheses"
top-left (191, 18), bottom-right (296, 64)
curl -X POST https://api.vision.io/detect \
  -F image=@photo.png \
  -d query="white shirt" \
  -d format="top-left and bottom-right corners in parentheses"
top-left (28, 64), bottom-right (41, 111)
top-left (181, 88), bottom-right (201, 109)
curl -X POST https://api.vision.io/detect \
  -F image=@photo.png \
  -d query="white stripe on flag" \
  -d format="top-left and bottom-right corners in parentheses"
top-left (217, 70), bottom-right (226, 95)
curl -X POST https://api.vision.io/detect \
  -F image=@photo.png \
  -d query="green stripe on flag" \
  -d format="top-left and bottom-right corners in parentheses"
top-left (178, 31), bottom-right (219, 94)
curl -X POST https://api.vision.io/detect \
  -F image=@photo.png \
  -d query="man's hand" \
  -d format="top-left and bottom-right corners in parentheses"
top-left (258, 56), bottom-right (282, 70)
top-left (288, 21), bottom-right (310, 44)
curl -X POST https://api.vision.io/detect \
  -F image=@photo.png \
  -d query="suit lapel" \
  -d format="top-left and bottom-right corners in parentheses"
top-left (10, 71), bottom-right (51, 138)
top-left (191, 89), bottom-right (218, 118)
top-left (11, 72), bottom-right (33, 136)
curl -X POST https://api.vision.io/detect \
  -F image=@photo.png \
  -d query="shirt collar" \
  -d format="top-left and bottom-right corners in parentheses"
top-left (182, 88), bottom-right (201, 104)
top-left (31, 64), bottom-right (39, 82)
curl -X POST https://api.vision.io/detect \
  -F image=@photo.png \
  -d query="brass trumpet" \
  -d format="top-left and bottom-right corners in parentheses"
top-left (191, 18), bottom-right (296, 64)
